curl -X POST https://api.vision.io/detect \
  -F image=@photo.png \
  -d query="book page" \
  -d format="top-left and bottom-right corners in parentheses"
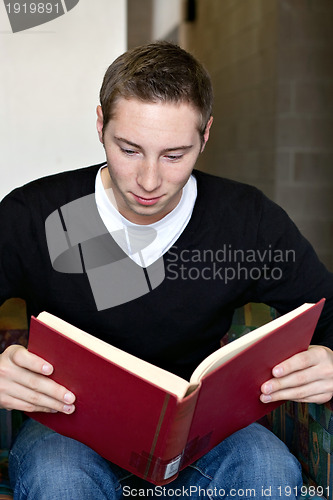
top-left (37, 312), bottom-right (190, 399)
top-left (189, 303), bottom-right (314, 385)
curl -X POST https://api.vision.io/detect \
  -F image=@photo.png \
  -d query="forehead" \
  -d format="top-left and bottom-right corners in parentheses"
top-left (108, 98), bottom-right (202, 141)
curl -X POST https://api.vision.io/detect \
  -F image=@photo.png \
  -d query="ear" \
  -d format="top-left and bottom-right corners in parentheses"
top-left (201, 116), bottom-right (213, 152)
top-left (96, 105), bottom-right (104, 144)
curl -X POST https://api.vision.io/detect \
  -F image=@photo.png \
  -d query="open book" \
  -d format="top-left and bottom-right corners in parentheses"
top-left (28, 299), bottom-right (325, 484)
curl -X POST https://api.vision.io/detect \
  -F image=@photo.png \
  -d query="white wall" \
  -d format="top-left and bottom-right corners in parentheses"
top-left (0, 0), bottom-right (127, 199)
top-left (152, 0), bottom-right (181, 40)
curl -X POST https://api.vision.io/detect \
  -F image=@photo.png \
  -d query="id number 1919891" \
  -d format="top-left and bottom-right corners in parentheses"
top-left (5, 3), bottom-right (60, 14)
top-left (278, 485), bottom-right (329, 497)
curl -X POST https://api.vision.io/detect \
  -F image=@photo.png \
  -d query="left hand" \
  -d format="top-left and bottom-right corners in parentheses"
top-left (260, 345), bottom-right (333, 405)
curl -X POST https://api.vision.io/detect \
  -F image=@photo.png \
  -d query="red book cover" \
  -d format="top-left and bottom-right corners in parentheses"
top-left (180, 298), bottom-right (326, 469)
top-left (27, 299), bottom-right (325, 484)
top-left (27, 318), bottom-right (198, 485)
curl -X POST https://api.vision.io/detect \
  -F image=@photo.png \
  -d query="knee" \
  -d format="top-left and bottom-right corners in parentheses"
top-left (10, 421), bottom-right (86, 482)
top-left (241, 424), bottom-right (302, 484)
top-left (197, 423), bottom-right (302, 494)
top-left (9, 420), bottom-right (121, 499)
top-left (223, 423), bottom-right (302, 486)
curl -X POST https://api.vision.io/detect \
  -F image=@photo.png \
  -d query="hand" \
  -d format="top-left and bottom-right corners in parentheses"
top-left (260, 345), bottom-right (333, 405)
top-left (0, 345), bottom-right (75, 413)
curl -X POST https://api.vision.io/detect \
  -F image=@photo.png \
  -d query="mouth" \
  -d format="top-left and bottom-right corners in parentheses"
top-left (132, 193), bottom-right (163, 206)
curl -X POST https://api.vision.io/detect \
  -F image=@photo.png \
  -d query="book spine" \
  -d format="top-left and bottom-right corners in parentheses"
top-left (138, 387), bottom-right (200, 484)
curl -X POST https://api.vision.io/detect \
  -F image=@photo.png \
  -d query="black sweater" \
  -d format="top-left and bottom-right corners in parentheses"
top-left (1, 164), bottom-right (333, 379)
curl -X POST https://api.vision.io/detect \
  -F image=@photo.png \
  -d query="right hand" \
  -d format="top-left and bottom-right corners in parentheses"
top-left (0, 345), bottom-right (75, 414)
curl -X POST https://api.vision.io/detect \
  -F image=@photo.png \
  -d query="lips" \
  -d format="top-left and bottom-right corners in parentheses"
top-left (132, 193), bottom-right (163, 206)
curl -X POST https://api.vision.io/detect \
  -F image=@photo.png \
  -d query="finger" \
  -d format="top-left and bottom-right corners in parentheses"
top-left (6, 346), bottom-right (76, 404)
top-left (260, 390), bottom-right (333, 405)
top-left (2, 354), bottom-right (76, 406)
top-left (3, 378), bottom-right (75, 414)
top-left (261, 365), bottom-right (319, 395)
top-left (1, 390), bottom-right (75, 414)
top-left (260, 379), bottom-right (333, 404)
top-left (1, 346), bottom-right (76, 412)
top-left (271, 350), bottom-right (317, 378)
top-left (9, 345), bottom-right (54, 375)
top-left (17, 367), bottom-right (75, 405)
top-left (271, 346), bottom-right (333, 379)
top-left (292, 393), bottom-right (333, 404)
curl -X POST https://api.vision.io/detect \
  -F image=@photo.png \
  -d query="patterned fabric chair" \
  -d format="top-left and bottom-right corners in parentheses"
top-left (0, 300), bottom-right (332, 499)
top-left (226, 303), bottom-right (332, 500)
top-left (0, 299), bottom-right (28, 500)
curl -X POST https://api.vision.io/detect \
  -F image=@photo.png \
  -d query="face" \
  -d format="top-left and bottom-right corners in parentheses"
top-left (96, 98), bottom-right (212, 225)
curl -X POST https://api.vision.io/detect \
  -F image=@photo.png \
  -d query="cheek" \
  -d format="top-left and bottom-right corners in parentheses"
top-left (165, 159), bottom-right (196, 187)
top-left (106, 151), bottom-right (134, 179)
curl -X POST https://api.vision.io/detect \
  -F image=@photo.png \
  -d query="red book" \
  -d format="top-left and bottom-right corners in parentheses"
top-left (27, 299), bottom-right (325, 485)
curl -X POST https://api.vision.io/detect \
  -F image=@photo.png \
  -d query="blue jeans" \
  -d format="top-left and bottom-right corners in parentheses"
top-left (9, 419), bottom-right (302, 499)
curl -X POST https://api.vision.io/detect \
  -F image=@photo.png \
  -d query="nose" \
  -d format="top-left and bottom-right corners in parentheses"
top-left (137, 159), bottom-right (162, 193)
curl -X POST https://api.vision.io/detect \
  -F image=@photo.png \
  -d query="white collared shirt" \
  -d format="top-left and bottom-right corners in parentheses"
top-left (95, 166), bottom-right (197, 267)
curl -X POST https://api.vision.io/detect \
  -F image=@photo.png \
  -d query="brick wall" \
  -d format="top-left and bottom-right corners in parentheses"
top-left (275, 0), bottom-right (333, 268)
top-left (180, 0), bottom-right (333, 269)
top-left (180, 0), bottom-right (278, 199)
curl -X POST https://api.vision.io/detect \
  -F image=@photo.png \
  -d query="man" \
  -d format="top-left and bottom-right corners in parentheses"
top-left (1, 42), bottom-right (333, 499)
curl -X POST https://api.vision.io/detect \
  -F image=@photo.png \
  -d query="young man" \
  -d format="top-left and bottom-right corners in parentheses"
top-left (1, 42), bottom-right (333, 499)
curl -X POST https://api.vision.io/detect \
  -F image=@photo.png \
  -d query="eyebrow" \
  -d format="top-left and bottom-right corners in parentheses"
top-left (114, 136), bottom-right (194, 154)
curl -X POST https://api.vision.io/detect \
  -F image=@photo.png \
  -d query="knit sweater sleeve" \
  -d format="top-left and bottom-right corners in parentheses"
top-left (0, 188), bottom-right (38, 305)
top-left (253, 193), bottom-right (333, 349)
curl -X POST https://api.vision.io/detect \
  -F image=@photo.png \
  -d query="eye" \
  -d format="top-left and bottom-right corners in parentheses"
top-left (120, 147), bottom-right (137, 156)
top-left (165, 154), bottom-right (183, 162)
